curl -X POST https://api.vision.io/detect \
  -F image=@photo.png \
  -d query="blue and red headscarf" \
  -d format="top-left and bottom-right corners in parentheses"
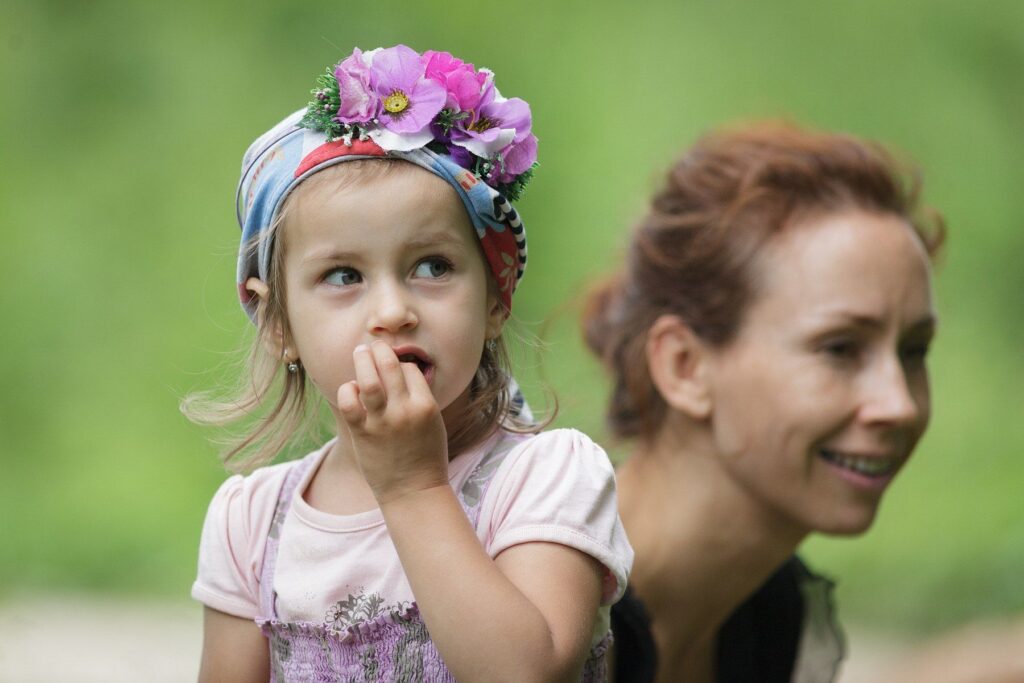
top-left (235, 45), bottom-right (535, 321)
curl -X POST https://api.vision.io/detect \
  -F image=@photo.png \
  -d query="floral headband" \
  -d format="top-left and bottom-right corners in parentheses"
top-left (235, 44), bottom-right (535, 319)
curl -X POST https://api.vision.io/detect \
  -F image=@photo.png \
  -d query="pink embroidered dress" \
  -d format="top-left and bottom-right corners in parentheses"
top-left (193, 429), bottom-right (633, 682)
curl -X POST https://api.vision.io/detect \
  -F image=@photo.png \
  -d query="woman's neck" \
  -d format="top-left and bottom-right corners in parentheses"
top-left (617, 421), bottom-right (808, 663)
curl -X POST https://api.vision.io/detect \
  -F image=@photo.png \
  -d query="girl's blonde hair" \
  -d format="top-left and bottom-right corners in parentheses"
top-left (183, 160), bottom-right (537, 473)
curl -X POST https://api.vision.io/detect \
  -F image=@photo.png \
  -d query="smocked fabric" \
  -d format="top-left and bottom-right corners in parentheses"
top-left (255, 436), bottom-right (612, 682)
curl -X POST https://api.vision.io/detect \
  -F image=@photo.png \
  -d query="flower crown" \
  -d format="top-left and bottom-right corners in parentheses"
top-left (300, 45), bottom-right (537, 202)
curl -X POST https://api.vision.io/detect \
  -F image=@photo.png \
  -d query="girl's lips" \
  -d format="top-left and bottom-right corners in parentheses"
top-left (392, 345), bottom-right (434, 385)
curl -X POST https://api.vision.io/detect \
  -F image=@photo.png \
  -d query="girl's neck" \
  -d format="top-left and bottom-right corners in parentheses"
top-left (303, 436), bottom-right (379, 515)
top-left (617, 419), bottom-right (807, 656)
top-left (312, 396), bottom-right (485, 516)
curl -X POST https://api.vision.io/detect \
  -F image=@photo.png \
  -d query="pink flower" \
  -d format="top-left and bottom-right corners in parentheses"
top-left (334, 49), bottom-right (378, 124)
top-left (423, 50), bottom-right (488, 112)
top-left (370, 45), bottom-right (445, 135)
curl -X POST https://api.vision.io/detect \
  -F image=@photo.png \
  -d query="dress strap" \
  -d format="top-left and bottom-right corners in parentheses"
top-left (458, 430), bottom-right (528, 528)
top-left (257, 453), bottom-right (320, 619)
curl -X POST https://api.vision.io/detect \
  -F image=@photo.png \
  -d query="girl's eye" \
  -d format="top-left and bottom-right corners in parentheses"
top-left (413, 257), bottom-right (451, 279)
top-left (324, 267), bottom-right (362, 286)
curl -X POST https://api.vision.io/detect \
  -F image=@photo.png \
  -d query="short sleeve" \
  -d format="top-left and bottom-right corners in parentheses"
top-left (191, 466), bottom-right (288, 619)
top-left (480, 429), bottom-right (634, 604)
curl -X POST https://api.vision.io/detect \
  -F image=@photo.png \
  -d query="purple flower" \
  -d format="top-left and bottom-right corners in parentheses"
top-left (423, 50), bottom-right (488, 112)
top-left (334, 48), bottom-right (378, 124)
top-left (496, 133), bottom-right (538, 183)
top-left (447, 144), bottom-right (475, 170)
top-left (370, 45), bottom-right (445, 135)
top-left (451, 81), bottom-right (534, 163)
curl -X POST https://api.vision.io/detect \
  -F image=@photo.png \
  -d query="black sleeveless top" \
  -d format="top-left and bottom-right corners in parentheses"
top-left (610, 557), bottom-right (843, 683)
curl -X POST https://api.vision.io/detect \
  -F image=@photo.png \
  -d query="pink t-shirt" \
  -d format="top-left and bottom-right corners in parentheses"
top-left (192, 428), bottom-right (633, 643)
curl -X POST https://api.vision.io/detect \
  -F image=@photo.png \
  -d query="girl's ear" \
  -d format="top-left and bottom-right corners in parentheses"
top-left (484, 292), bottom-right (508, 341)
top-left (646, 314), bottom-right (713, 420)
top-left (245, 277), bottom-right (296, 362)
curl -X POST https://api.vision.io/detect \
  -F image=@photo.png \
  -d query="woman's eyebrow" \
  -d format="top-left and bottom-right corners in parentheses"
top-left (905, 315), bottom-right (938, 335)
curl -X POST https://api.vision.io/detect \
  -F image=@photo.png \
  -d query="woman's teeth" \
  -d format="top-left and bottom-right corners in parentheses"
top-left (819, 449), bottom-right (899, 477)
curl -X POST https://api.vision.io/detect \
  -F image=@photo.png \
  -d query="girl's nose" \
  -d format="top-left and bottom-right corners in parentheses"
top-left (367, 282), bottom-right (418, 335)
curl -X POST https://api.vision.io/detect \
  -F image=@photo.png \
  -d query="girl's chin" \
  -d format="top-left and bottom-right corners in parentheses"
top-left (439, 384), bottom-right (475, 416)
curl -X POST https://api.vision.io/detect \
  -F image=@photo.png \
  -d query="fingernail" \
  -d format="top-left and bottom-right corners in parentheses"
top-left (355, 344), bottom-right (368, 353)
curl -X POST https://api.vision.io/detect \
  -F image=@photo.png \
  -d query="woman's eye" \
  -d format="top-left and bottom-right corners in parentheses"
top-left (413, 257), bottom-right (451, 279)
top-left (822, 339), bottom-right (859, 360)
top-left (901, 342), bottom-right (931, 363)
top-left (324, 267), bottom-right (362, 286)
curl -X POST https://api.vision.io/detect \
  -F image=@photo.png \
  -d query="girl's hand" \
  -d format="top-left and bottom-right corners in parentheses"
top-left (337, 340), bottom-right (450, 504)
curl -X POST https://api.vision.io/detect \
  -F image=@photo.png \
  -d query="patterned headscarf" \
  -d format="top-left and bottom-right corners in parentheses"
top-left (235, 45), bottom-right (535, 321)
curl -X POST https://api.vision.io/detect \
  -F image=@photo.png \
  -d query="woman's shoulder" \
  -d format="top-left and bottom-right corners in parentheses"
top-left (788, 557), bottom-right (845, 682)
top-left (716, 556), bottom-right (844, 682)
top-left (610, 586), bottom-right (658, 683)
top-left (609, 557), bottom-right (842, 683)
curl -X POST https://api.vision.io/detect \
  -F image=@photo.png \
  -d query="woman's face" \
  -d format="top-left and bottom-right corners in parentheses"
top-left (705, 210), bottom-right (936, 536)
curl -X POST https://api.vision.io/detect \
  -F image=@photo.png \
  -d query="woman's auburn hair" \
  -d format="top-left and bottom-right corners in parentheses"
top-left (581, 120), bottom-right (945, 442)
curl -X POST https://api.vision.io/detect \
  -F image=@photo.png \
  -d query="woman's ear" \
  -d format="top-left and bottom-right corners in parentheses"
top-left (245, 277), bottom-right (296, 362)
top-left (646, 314), bottom-right (713, 420)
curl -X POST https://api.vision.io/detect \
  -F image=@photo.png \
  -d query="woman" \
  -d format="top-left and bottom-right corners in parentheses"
top-left (583, 122), bottom-right (944, 682)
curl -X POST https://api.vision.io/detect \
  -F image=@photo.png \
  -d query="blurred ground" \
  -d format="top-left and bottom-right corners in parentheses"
top-left (1, 595), bottom-right (1022, 682)
top-left (0, 595), bottom-right (200, 683)
top-left (841, 620), bottom-right (1024, 683)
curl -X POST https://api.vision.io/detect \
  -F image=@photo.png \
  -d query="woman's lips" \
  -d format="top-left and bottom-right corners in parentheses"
top-left (818, 448), bottom-right (902, 492)
top-left (819, 449), bottom-right (900, 476)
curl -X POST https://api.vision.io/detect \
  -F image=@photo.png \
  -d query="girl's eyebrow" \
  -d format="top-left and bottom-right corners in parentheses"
top-left (299, 232), bottom-right (466, 265)
top-left (404, 231), bottom-right (465, 250)
top-left (301, 249), bottom-right (359, 265)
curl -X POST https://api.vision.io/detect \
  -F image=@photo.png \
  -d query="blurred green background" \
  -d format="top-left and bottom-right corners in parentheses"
top-left (1, 0), bottom-right (1021, 637)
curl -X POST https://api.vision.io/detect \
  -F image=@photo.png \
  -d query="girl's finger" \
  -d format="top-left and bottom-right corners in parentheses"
top-left (352, 344), bottom-right (386, 413)
top-left (336, 381), bottom-right (366, 428)
top-left (370, 340), bottom-right (409, 401)
top-left (400, 360), bottom-right (431, 400)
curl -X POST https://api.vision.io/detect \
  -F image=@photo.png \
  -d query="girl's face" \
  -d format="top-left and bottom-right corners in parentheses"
top-left (704, 210), bottom-right (936, 536)
top-left (278, 163), bottom-right (503, 426)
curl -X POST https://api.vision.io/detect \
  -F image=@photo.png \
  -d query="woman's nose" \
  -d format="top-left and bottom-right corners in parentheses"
top-left (859, 355), bottom-right (925, 428)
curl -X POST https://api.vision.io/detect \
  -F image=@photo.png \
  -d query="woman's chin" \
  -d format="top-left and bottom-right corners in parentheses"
top-left (814, 506), bottom-right (882, 537)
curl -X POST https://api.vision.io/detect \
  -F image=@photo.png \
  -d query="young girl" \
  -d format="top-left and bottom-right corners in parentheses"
top-left (188, 45), bottom-right (632, 682)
